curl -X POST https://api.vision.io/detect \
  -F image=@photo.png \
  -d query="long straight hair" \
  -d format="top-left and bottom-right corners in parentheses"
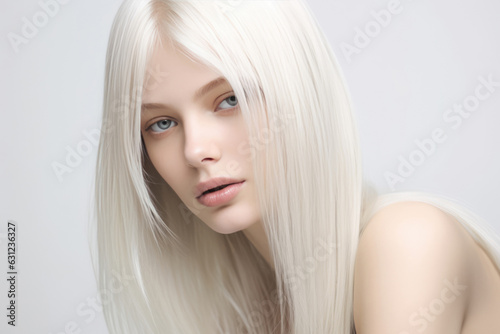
top-left (91, 0), bottom-right (500, 333)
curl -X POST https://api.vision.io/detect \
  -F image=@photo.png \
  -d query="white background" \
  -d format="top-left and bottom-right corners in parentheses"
top-left (0, 0), bottom-right (498, 333)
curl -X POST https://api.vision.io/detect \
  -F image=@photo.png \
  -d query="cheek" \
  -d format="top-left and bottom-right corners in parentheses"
top-left (229, 119), bottom-right (252, 153)
top-left (146, 141), bottom-right (179, 183)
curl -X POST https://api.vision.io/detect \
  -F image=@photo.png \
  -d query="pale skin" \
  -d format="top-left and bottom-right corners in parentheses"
top-left (141, 44), bottom-right (275, 270)
top-left (354, 201), bottom-right (500, 333)
top-left (140, 44), bottom-right (500, 333)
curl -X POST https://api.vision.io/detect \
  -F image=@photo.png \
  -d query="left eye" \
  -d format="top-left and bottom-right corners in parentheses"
top-left (217, 95), bottom-right (238, 110)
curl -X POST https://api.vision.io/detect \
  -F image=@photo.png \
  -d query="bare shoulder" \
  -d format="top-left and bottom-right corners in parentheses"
top-left (353, 201), bottom-right (475, 334)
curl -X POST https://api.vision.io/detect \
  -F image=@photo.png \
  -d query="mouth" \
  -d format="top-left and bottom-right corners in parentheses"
top-left (196, 181), bottom-right (245, 207)
top-left (199, 182), bottom-right (240, 197)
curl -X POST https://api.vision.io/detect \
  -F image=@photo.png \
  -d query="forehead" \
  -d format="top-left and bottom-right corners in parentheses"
top-left (142, 45), bottom-right (221, 102)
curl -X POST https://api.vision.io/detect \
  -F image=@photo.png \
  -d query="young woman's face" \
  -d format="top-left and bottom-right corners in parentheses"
top-left (141, 45), bottom-right (261, 234)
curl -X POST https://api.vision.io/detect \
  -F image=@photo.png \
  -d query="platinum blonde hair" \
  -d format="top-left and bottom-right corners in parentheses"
top-left (91, 0), bottom-right (500, 333)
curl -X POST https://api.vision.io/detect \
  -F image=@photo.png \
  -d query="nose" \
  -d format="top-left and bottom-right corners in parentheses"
top-left (183, 115), bottom-right (221, 168)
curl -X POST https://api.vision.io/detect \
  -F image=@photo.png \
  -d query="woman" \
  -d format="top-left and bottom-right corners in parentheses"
top-left (92, 0), bottom-right (500, 333)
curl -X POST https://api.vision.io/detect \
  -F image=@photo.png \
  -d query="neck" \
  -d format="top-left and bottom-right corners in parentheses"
top-left (243, 220), bottom-right (275, 271)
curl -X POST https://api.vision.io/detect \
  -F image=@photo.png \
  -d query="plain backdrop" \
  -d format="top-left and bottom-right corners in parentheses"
top-left (1, 0), bottom-right (499, 333)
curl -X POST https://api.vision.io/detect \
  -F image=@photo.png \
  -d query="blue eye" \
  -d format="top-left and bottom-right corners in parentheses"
top-left (149, 119), bottom-right (177, 134)
top-left (217, 95), bottom-right (238, 110)
top-left (146, 95), bottom-right (238, 136)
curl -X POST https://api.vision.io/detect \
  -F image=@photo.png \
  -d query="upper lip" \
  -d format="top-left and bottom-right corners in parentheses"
top-left (195, 177), bottom-right (245, 198)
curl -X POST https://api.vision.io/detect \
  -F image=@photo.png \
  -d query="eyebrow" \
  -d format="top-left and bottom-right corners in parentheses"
top-left (141, 76), bottom-right (228, 113)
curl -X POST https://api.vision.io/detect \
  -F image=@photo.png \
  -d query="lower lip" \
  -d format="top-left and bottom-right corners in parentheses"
top-left (197, 181), bottom-right (245, 207)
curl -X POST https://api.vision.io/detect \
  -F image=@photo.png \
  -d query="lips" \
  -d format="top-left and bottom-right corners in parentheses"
top-left (194, 177), bottom-right (245, 198)
top-left (201, 183), bottom-right (234, 195)
top-left (196, 181), bottom-right (245, 207)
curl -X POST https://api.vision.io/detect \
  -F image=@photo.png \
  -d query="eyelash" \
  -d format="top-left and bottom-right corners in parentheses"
top-left (145, 95), bottom-right (238, 136)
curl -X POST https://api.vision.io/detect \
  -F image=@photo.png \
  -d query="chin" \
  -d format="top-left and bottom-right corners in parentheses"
top-left (207, 212), bottom-right (259, 235)
top-left (208, 218), bottom-right (254, 235)
top-left (197, 200), bottom-right (261, 234)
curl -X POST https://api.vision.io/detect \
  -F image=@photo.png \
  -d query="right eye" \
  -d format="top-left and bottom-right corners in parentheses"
top-left (148, 119), bottom-right (177, 135)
